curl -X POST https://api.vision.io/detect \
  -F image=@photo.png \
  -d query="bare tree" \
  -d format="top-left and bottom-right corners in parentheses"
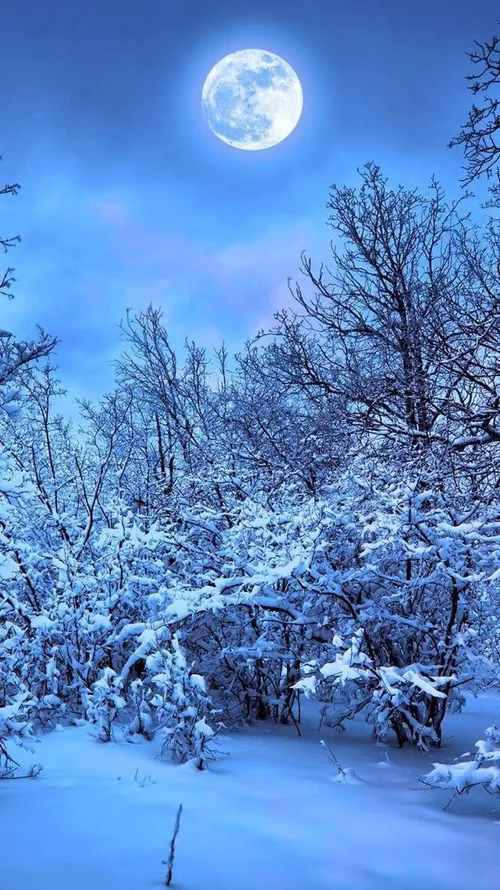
top-left (0, 157), bottom-right (56, 378)
top-left (116, 307), bottom-right (211, 475)
top-left (254, 164), bottom-right (499, 453)
top-left (0, 157), bottom-right (21, 301)
top-left (451, 29), bottom-right (500, 203)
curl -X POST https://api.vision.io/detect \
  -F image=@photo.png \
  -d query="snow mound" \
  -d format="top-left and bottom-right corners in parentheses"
top-left (331, 766), bottom-right (366, 785)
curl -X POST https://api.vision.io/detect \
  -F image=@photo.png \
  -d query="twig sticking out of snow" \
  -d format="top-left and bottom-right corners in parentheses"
top-left (163, 803), bottom-right (183, 887)
top-left (320, 739), bottom-right (346, 781)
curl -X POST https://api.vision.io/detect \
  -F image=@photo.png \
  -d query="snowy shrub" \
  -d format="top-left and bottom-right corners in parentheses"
top-left (86, 668), bottom-right (126, 742)
top-left (290, 461), bottom-right (500, 748)
top-left (145, 634), bottom-right (219, 768)
top-left (126, 679), bottom-right (155, 741)
top-left (295, 630), bottom-right (456, 750)
top-left (0, 691), bottom-right (38, 775)
top-left (424, 724), bottom-right (500, 796)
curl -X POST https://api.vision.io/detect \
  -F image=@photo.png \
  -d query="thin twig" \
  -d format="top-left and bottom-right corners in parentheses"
top-left (320, 739), bottom-right (346, 780)
top-left (163, 803), bottom-right (183, 887)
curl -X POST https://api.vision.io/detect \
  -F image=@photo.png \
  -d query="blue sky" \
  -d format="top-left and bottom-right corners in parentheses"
top-left (1, 0), bottom-right (498, 402)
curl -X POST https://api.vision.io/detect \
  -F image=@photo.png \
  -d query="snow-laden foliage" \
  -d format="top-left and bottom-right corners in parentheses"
top-left (424, 724), bottom-right (500, 795)
top-left (2, 411), bottom-right (497, 762)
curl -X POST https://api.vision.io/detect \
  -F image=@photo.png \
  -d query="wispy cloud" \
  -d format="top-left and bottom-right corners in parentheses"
top-left (88, 193), bottom-right (327, 326)
top-left (5, 181), bottom-right (329, 403)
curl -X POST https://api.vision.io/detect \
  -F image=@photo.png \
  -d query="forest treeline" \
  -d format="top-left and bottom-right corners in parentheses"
top-left (0, 30), bottom-right (499, 791)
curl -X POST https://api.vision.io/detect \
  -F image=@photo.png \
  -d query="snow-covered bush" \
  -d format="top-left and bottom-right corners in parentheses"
top-left (127, 679), bottom-right (154, 740)
top-left (145, 634), bottom-right (219, 768)
top-left (0, 691), bottom-right (38, 776)
top-left (288, 463), bottom-right (500, 748)
top-left (424, 724), bottom-right (500, 796)
top-left (295, 629), bottom-right (456, 750)
top-left (86, 668), bottom-right (126, 742)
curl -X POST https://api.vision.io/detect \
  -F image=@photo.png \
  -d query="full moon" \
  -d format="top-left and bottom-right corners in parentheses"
top-left (201, 49), bottom-right (303, 151)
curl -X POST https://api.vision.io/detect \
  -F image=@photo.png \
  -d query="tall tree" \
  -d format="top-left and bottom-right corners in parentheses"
top-left (254, 163), bottom-right (499, 453)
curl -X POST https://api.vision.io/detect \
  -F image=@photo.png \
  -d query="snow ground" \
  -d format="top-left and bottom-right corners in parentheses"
top-left (1, 695), bottom-right (499, 890)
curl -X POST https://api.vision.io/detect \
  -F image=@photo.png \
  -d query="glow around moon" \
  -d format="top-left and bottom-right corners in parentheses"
top-left (201, 49), bottom-right (303, 151)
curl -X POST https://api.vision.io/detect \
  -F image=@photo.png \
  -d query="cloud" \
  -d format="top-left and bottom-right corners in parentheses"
top-left (87, 193), bottom-right (328, 330)
top-left (90, 200), bottom-right (129, 227)
top-left (5, 177), bottom-right (330, 406)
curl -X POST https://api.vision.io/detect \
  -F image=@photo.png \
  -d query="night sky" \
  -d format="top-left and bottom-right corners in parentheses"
top-left (1, 0), bottom-right (498, 402)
